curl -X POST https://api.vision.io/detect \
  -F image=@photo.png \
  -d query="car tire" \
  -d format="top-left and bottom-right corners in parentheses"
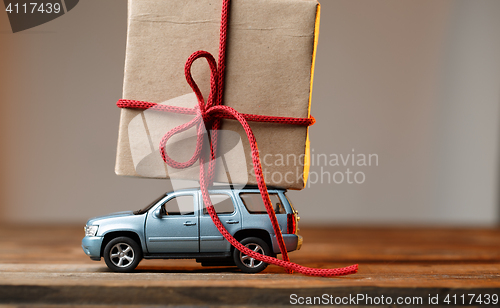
top-left (233, 237), bottom-right (270, 273)
top-left (103, 236), bottom-right (142, 273)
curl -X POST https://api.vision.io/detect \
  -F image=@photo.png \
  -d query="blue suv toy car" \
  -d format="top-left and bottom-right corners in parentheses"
top-left (82, 186), bottom-right (302, 273)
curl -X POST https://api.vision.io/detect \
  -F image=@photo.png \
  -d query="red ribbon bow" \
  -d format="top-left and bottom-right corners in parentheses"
top-left (117, 0), bottom-right (357, 277)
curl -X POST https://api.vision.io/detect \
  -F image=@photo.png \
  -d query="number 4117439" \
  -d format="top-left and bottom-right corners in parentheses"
top-left (443, 294), bottom-right (498, 305)
top-left (5, 2), bottom-right (61, 14)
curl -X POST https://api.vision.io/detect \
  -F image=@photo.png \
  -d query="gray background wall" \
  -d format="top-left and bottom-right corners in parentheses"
top-left (0, 0), bottom-right (499, 225)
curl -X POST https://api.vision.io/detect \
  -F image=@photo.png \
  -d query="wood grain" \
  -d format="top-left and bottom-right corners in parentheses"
top-left (1, 225), bottom-right (499, 306)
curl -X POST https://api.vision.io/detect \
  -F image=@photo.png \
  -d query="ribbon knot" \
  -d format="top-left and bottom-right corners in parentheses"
top-left (159, 50), bottom-right (223, 172)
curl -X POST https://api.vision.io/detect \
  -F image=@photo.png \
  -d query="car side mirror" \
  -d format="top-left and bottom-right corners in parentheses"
top-left (154, 208), bottom-right (163, 218)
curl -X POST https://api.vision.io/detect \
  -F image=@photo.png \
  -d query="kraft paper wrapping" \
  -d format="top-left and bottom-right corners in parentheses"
top-left (116, 0), bottom-right (320, 190)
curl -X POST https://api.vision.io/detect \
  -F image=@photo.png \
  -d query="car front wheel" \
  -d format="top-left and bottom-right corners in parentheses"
top-left (103, 236), bottom-right (142, 272)
top-left (233, 237), bottom-right (270, 273)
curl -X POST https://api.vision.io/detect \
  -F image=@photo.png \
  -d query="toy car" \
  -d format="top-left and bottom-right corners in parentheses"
top-left (82, 186), bottom-right (302, 273)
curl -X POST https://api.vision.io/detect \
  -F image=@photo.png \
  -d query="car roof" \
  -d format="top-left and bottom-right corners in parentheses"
top-left (166, 185), bottom-right (286, 195)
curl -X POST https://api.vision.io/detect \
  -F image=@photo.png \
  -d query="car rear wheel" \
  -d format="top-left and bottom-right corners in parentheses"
top-left (103, 237), bottom-right (142, 272)
top-left (233, 237), bottom-right (270, 273)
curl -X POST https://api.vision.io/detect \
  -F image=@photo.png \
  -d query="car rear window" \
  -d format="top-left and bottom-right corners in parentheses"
top-left (239, 193), bottom-right (286, 214)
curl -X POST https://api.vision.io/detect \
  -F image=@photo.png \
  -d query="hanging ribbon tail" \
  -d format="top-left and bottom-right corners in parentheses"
top-left (199, 105), bottom-right (358, 276)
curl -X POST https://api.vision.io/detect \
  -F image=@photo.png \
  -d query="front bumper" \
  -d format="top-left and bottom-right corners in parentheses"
top-left (81, 236), bottom-right (104, 261)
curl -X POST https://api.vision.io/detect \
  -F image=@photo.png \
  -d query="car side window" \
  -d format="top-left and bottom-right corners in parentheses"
top-left (162, 195), bottom-right (195, 216)
top-left (203, 194), bottom-right (235, 215)
top-left (239, 193), bottom-right (286, 214)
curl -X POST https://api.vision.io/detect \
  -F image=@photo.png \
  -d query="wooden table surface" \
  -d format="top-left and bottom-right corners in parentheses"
top-left (1, 224), bottom-right (500, 306)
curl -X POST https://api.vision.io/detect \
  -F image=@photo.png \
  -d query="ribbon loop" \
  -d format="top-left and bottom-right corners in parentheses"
top-left (159, 50), bottom-right (220, 170)
top-left (159, 112), bottom-right (204, 170)
top-left (184, 51), bottom-right (219, 112)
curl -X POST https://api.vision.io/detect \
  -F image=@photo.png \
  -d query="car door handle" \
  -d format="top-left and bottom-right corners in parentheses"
top-left (226, 220), bottom-right (239, 224)
top-left (184, 221), bottom-right (197, 226)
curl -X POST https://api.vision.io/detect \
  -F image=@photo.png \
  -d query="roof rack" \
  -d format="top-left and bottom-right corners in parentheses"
top-left (208, 184), bottom-right (286, 191)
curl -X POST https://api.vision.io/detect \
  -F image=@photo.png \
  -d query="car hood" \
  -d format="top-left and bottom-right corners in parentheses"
top-left (86, 211), bottom-right (135, 225)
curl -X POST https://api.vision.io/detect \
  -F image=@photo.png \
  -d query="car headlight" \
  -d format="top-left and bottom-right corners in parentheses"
top-left (84, 225), bottom-right (99, 237)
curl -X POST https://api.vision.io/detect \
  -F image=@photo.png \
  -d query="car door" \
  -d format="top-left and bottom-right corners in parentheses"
top-left (145, 192), bottom-right (199, 253)
top-left (199, 191), bottom-right (242, 252)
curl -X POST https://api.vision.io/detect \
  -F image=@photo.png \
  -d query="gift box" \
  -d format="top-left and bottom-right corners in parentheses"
top-left (115, 0), bottom-right (320, 190)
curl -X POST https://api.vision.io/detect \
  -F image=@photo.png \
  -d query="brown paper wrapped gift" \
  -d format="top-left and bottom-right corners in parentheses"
top-left (115, 0), bottom-right (320, 190)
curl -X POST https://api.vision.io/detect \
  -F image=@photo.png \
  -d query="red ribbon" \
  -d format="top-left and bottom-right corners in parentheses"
top-left (118, 0), bottom-right (358, 277)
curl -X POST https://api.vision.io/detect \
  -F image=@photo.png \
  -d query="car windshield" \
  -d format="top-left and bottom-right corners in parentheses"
top-left (133, 193), bottom-right (167, 215)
